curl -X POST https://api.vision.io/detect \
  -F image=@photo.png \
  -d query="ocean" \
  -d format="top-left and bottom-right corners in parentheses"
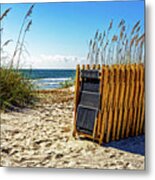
top-left (20, 69), bottom-right (76, 90)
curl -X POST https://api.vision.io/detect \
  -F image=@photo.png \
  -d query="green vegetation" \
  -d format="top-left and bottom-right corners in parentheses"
top-left (0, 5), bottom-right (36, 111)
top-left (0, 69), bottom-right (36, 110)
top-left (60, 79), bottom-right (74, 88)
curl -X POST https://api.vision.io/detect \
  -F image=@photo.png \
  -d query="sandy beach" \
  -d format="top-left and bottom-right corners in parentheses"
top-left (0, 88), bottom-right (144, 170)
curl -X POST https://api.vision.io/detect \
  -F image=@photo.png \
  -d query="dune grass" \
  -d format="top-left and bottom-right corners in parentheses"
top-left (60, 79), bottom-right (74, 88)
top-left (87, 19), bottom-right (145, 65)
top-left (0, 68), bottom-right (36, 110)
top-left (0, 5), bottom-right (36, 111)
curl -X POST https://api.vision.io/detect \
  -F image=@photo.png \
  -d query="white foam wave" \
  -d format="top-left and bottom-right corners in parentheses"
top-left (31, 77), bottom-right (71, 83)
top-left (31, 77), bottom-right (73, 89)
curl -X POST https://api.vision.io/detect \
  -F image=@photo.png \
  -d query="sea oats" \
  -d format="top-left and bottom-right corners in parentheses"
top-left (87, 20), bottom-right (144, 65)
top-left (118, 19), bottom-right (125, 28)
top-left (125, 39), bottom-right (129, 49)
top-left (120, 31), bottom-right (123, 40)
top-left (103, 30), bottom-right (106, 38)
top-left (2, 39), bottom-right (13, 47)
top-left (136, 26), bottom-right (141, 33)
top-left (100, 38), bottom-right (104, 46)
top-left (118, 48), bottom-right (122, 54)
top-left (98, 33), bottom-right (102, 41)
top-left (95, 30), bottom-right (99, 39)
top-left (108, 19), bottom-right (113, 32)
top-left (87, 52), bottom-right (90, 60)
top-left (131, 20), bottom-right (140, 35)
top-left (104, 41), bottom-right (109, 51)
top-left (137, 33), bottom-right (145, 44)
top-left (122, 25), bottom-right (126, 32)
top-left (25, 4), bottom-right (35, 18)
top-left (130, 34), bottom-right (138, 50)
top-left (25, 20), bottom-right (32, 32)
top-left (89, 39), bottom-right (92, 47)
top-left (92, 41), bottom-right (97, 53)
top-left (112, 35), bottom-right (118, 42)
top-left (0, 8), bottom-right (11, 21)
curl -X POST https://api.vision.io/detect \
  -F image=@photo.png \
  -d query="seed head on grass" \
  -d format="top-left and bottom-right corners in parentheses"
top-left (94, 30), bottom-right (99, 39)
top-left (0, 8), bottom-right (11, 21)
top-left (130, 34), bottom-right (138, 51)
top-left (120, 25), bottom-right (126, 40)
top-left (108, 19), bottom-right (113, 32)
top-left (103, 31), bottom-right (106, 38)
top-left (87, 52), bottom-right (90, 60)
top-left (100, 38), bottom-right (104, 46)
top-left (131, 20), bottom-right (140, 35)
top-left (25, 20), bottom-right (32, 32)
top-left (104, 41), bottom-right (109, 51)
top-left (92, 41), bottom-right (97, 53)
top-left (112, 35), bottom-right (118, 42)
top-left (136, 26), bottom-right (141, 33)
top-left (136, 33), bottom-right (145, 45)
top-left (118, 19), bottom-right (125, 28)
top-left (25, 4), bottom-right (35, 18)
top-left (2, 39), bottom-right (13, 47)
top-left (89, 39), bottom-right (92, 47)
top-left (125, 39), bottom-right (129, 50)
top-left (98, 33), bottom-right (102, 41)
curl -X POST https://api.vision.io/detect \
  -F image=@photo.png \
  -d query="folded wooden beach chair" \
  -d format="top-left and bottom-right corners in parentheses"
top-left (73, 65), bottom-right (101, 141)
top-left (76, 69), bottom-right (100, 138)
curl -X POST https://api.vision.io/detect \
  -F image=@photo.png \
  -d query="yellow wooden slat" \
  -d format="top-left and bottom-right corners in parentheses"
top-left (132, 65), bottom-right (140, 136)
top-left (92, 64), bottom-right (96, 69)
top-left (78, 132), bottom-right (100, 141)
top-left (140, 97), bottom-right (145, 134)
top-left (121, 65), bottom-right (130, 138)
top-left (86, 64), bottom-right (90, 70)
top-left (116, 65), bottom-right (126, 140)
top-left (112, 66), bottom-right (120, 140)
top-left (106, 66), bottom-right (115, 143)
top-left (97, 65), bottom-right (104, 137)
top-left (81, 64), bottom-right (85, 70)
top-left (126, 65), bottom-right (136, 137)
top-left (73, 64), bottom-right (80, 137)
top-left (139, 65), bottom-right (145, 134)
top-left (136, 65), bottom-right (144, 135)
top-left (99, 67), bottom-right (109, 144)
top-left (96, 64), bottom-right (101, 70)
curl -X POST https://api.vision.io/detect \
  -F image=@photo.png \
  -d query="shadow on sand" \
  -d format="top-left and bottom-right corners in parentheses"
top-left (103, 135), bottom-right (145, 156)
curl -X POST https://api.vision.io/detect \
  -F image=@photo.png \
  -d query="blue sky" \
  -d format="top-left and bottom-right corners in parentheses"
top-left (1, 0), bottom-right (145, 69)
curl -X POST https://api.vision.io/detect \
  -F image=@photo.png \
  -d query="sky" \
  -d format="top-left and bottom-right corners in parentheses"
top-left (1, 0), bottom-right (145, 69)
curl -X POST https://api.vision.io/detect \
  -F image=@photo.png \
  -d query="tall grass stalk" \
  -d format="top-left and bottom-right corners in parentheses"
top-left (87, 19), bottom-right (145, 65)
top-left (0, 5), bottom-right (36, 111)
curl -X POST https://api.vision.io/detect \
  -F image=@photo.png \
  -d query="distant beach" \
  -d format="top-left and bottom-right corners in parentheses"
top-left (20, 69), bottom-right (76, 90)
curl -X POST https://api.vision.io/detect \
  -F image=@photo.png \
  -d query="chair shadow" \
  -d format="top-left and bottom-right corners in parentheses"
top-left (103, 135), bottom-right (145, 156)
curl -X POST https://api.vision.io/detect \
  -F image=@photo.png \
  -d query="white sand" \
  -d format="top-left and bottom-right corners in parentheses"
top-left (0, 89), bottom-right (144, 169)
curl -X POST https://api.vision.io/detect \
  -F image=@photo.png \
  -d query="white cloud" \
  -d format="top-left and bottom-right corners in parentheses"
top-left (21, 54), bottom-right (86, 69)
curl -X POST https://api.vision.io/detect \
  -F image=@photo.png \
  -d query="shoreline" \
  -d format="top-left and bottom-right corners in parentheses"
top-left (34, 86), bottom-right (74, 93)
top-left (1, 88), bottom-right (144, 169)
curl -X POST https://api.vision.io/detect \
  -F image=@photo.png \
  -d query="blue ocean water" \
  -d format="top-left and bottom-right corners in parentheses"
top-left (20, 69), bottom-right (76, 90)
